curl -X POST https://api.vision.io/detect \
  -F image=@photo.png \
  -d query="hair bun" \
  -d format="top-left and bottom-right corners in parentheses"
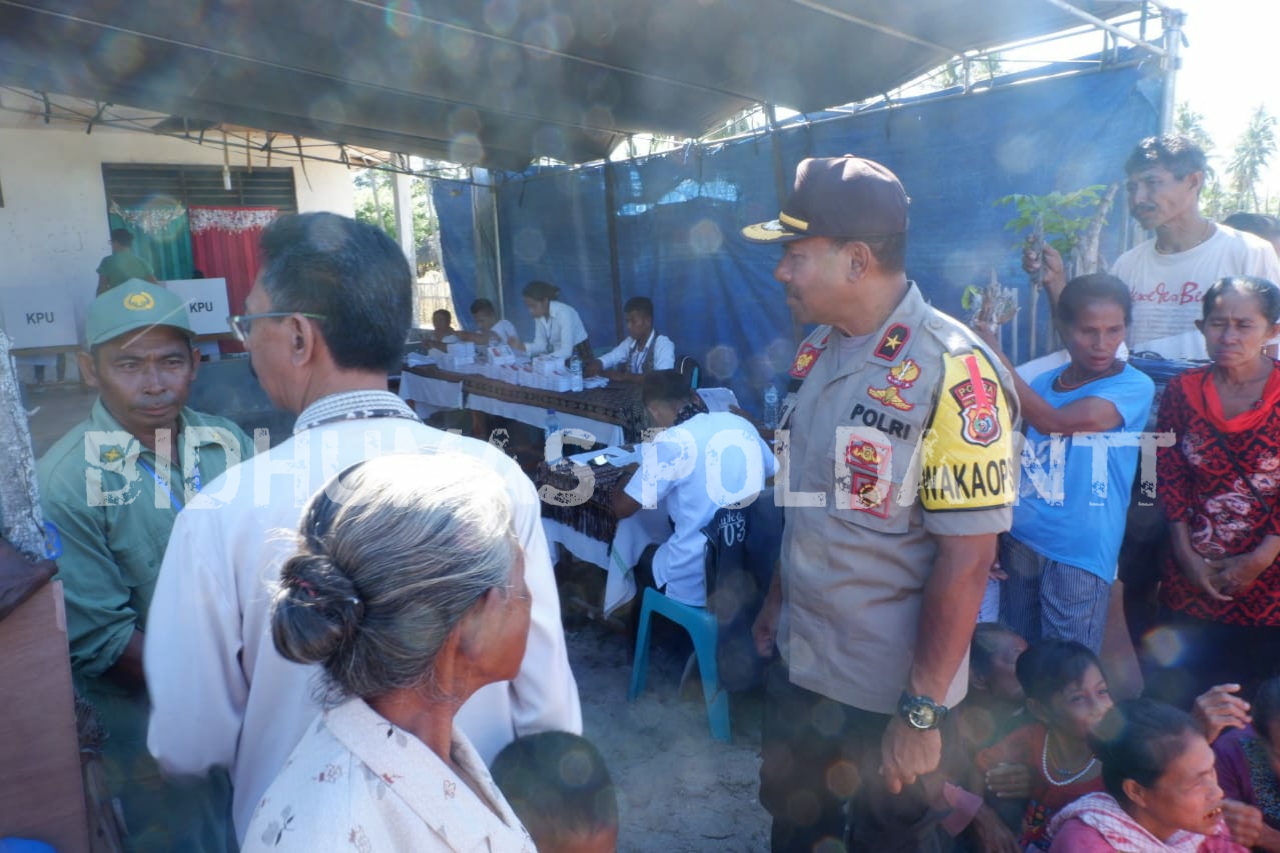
top-left (271, 553), bottom-right (363, 666)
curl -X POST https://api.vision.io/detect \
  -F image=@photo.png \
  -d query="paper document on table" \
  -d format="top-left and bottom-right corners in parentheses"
top-left (568, 445), bottom-right (637, 467)
top-left (405, 352), bottom-right (435, 366)
top-left (584, 376), bottom-right (609, 389)
top-left (697, 386), bottom-right (739, 412)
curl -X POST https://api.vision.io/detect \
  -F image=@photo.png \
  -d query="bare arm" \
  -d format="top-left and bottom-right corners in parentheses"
top-left (883, 533), bottom-right (994, 794)
top-left (609, 468), bottom-right (642, 519)
top-left (909, 533), bottom-right (995, 700)
top-left (973, 326), bottom-right (1123, 435)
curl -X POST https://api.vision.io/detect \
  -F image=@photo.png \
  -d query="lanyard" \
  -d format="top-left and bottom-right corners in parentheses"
top-left (630, 334), bottom-right (653, 374)
top-left (137, 456), bottom-right (200, 512)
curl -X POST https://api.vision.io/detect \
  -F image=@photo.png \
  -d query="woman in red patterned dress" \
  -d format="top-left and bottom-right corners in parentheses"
top-left (1151, 275), bottom-right (1280, 708)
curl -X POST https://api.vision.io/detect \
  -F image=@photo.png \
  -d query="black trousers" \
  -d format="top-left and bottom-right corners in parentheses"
top-left (759, 662), bottom-right (958, 853)
top-left (1141, 609), bottom-right (1280, 707)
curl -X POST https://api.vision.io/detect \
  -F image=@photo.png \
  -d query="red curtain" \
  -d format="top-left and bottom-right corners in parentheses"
top-left (189, 206), bottom-right (278, 353)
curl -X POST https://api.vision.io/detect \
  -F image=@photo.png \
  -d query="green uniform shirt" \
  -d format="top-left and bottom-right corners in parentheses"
top-left (96, 250), bottom-right (157, 294)
top-left (38, 400), bottom-right (252, 852)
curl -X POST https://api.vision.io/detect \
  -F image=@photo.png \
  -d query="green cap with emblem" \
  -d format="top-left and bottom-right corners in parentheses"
top-left (85, 279), bottom-right (193, 347)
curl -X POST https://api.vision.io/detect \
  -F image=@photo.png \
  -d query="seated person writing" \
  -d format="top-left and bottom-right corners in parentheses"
top-left (609, 371), bottom-right (775, 638)
top-left (457, 298), bottom-right (519, 348)
top-left (586, 296), bottom-right (674, 383)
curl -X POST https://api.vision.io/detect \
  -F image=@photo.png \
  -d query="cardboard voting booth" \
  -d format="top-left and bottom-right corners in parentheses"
top-left (165, 278), bottom-right (231, 337)
top-left (0, 286), bottom-right (78, 350)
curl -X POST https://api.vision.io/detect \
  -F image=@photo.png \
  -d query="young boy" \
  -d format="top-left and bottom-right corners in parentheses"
top-left (459, 298), bottom-right (519, 348)
top-left (490, 732), bottom-right (618, 853)
top-left (975, 639), bottom-right (1113, 851)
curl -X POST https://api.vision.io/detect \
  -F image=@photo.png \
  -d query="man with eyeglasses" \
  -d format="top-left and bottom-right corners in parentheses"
top-left (37, 280), bottom-right (249, 852)
top-left (144, 212), bottom-right (582, 845)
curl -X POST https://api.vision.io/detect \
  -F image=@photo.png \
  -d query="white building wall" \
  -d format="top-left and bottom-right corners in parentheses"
top-left (0, 124), bottom-right (355, 310)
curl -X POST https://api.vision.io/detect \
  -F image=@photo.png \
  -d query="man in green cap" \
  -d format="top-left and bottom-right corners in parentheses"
top-left (38, 279), bottom-right (250, 851)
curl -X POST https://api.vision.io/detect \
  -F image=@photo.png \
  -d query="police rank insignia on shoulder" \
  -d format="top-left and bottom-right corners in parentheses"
top-left (874, 323), bottom-right (910, 361)
top-left (948, 355), bottom-right (1002, 447)
top-left (789, 335), bottom-right (829, 379)
top-left (917, 350), bottom-right (1015, 513)
top-left (867, 358), bottom-right (920, 411)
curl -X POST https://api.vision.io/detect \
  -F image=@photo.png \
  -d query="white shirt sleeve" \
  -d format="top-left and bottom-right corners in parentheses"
top-left (546, 301), bottom-right (588, 360)
top-left (526, 316), bottom-right (551, 356)
top-left (598, 338), bottom-right (633, 370)
top-left (500, 472), bottom-right (583, 739)
top-left (654, 334), bottom-right (676, 370)
top-left (145, 509), bottom-right (247, 776)
top-left (489, 319), bottom-right (518, 345)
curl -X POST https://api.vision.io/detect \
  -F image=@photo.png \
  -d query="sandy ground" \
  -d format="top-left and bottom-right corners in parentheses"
top-left (563, 611), bottom-right (769, 852)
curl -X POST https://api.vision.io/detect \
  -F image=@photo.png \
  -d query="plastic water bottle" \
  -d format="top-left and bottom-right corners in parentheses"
top-left (544, 408), bottom-right (561, 461)
top-left (569, 355), bottom-right (584, 392)
top-left (763, 385), bottom-right (780, 431)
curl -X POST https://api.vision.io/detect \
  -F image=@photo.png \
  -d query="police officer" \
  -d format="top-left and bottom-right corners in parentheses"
top-left (742, 156), bottom-right (1020, 851)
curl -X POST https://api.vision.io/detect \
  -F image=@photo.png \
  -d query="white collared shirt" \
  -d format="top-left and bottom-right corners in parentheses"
top-left (598, 330), bottom-right (676, 373)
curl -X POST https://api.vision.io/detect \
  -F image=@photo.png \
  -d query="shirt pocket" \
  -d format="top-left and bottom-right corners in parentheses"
top-left (825, 424), bottom-right (915, 535)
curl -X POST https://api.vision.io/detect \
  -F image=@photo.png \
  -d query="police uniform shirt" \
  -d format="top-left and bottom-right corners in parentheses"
top-left (776, 282), bottom-right (1019, 715)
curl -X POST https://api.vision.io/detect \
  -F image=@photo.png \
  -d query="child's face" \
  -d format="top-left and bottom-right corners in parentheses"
top-left (473, 310), bottom-right (496, 333)
top-left (1042, 664), bottom-right (1113, 740)
top-left (983, 634), bottom-right (1028, 704)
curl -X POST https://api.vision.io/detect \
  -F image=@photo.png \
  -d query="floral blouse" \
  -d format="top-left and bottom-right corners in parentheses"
top-left (242, 698), bottom-right (535, 852)
top-left (1156, 367), bottom-right (1280, 626)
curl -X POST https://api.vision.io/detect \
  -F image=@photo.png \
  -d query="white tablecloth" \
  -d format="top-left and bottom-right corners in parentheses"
top-left (398, 370), bottom-right (464, 417)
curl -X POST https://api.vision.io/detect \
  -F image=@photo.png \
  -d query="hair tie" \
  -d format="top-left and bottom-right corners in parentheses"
top-left (293, 578), bottom-right (318, 599)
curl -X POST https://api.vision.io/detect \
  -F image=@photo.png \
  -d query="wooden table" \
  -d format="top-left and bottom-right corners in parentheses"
top-left (462, 375), bottom-right (646, 446)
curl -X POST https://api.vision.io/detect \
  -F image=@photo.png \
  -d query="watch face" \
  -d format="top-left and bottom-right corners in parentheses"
top-left (907, 703), bottom-right (937, 730)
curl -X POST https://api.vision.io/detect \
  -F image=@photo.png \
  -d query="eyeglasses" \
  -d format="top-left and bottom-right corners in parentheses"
top-left (227, 312), bottom-right (326, 343)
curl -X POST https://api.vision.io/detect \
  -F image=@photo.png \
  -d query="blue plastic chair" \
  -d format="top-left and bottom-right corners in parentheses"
top-left (627, 507), bottom-right (749, 742)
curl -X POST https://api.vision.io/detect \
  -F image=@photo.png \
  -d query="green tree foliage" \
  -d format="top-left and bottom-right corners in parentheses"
top-left (995, 185), bottom-right (1109, 257)
top-left (352, 169), bottom-right (442, 273)
top-left (1226, 105), bottom-right (1277, 213)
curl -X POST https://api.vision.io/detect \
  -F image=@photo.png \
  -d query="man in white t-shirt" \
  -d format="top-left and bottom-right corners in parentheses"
top-left (587, 296), bottom-right (675, 383)
top-left (459, 298), bottom-right (519, 348)
top-left (1034, 135), bottom-right (1280, 360)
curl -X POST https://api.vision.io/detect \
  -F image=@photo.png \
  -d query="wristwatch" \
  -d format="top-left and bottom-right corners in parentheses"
top-left (897, 692), bottom-right (948, 731)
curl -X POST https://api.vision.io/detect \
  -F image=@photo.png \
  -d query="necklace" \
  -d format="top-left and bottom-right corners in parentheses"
top-left (1042, 735), bottom-right (1097, 787)
top-left (1155, 220), bottom-right (1214, 255)
top-left (1056, 360), bottom-right (1121, 392)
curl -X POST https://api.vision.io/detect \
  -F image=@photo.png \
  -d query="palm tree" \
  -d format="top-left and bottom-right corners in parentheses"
top-left (1175, 102), bottom-right (1214, 154)
top-left (1227, 105), bottom-right (1277, 212)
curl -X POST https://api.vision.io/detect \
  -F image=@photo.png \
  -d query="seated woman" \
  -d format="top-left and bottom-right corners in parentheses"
top-left (514, 280), bottom-right (591, 364)
top-left (975, 273), bottom-right (1154, 652)
top-left (242, 454), bottom-right (535, 852)
top-left (1049, 698), bottom-right (1246, 851)
top-left (1212, 676), bottom-right (1280, 851)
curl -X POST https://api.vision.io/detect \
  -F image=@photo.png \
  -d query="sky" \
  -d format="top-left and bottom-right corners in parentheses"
top-left (1145, 0), bottom-right (1279, 195)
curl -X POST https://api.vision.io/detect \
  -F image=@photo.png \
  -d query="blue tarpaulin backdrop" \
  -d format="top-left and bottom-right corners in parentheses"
top-left (434, 60), bottom-right (1160, 416)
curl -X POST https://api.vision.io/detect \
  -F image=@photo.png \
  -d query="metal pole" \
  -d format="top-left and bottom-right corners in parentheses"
top-left (490, 176), bottom-right (505, 321)
top-left (1158, 8), bottom-right (1184, 134)
top-left (1037, 0), bottom-right (1168, 56)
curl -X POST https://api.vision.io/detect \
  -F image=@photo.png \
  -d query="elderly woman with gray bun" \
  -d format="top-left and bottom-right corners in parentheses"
top-left (242, 454), bottom-right (537, 852)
